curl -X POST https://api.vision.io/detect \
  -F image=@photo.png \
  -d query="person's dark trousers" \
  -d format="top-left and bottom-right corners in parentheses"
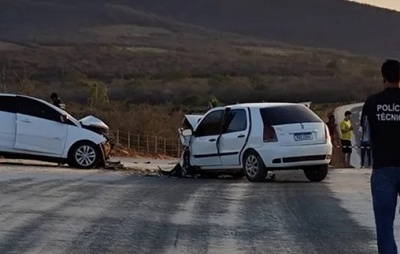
top-left (371, 168), bottom-right (400, 254)
top-left (361, 141), bottom-right (372, 167)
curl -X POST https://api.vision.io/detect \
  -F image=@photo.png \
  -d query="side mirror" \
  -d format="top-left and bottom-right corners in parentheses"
top-left (182, 129), bottom-right (193, 136)
top-left (60, 114), bottom-right (68, 123)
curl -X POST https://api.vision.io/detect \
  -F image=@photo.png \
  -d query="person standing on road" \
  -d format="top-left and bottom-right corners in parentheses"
top-left (359, 120), bottom-right (372, 168)
top-left (361, 59), bottom-right (400, 254)
top-left (326, 114), bottom-right (336, 143)
top-left (340, 111), bottom-right (354, 168)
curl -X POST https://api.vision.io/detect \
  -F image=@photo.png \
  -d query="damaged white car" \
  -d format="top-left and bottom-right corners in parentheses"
top-left (0, 93), bottom-right (111, 169)
top-left (178, 103), bottom-right (332, 182)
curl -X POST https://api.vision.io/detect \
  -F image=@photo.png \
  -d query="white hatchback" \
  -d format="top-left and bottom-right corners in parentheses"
top-left (179, 103), bottom-right (332, 182)
top-left (0, 93), bottom-right (111, 169)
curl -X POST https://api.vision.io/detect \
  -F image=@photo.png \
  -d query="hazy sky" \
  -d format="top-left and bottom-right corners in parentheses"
top-left (351, 0), bottom-right (400, 11)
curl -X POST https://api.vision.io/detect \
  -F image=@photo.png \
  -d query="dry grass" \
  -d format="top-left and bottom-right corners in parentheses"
top-left (0, 28), bottom-right (379, 162)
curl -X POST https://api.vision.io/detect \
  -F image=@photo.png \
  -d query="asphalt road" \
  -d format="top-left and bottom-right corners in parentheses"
top-left (0, 162), bottom-right (392, 254)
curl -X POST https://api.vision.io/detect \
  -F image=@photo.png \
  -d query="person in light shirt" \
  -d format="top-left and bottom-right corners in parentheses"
top-left (340, 111), bottom-right (354, 168)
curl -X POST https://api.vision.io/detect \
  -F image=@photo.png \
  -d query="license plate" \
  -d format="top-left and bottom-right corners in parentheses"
top-left (294, 132), bottom-right (313, 141)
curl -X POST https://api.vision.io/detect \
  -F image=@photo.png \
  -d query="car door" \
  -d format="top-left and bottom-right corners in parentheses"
top-left (190, 109), bottom-right (223, 167)
top-left (0, 95), bottom-right (17, 150)
top-left (219, 108), bottom-right (249, 166)
top-left (14, 96), bottom-right (68, 155)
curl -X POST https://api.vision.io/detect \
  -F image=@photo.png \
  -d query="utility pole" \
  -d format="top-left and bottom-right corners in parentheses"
top-left (0, 66), bottom-right (6, 93)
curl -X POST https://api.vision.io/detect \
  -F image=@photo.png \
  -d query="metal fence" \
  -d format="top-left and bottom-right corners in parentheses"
top-left (109, 130), bottom-right (182, 157)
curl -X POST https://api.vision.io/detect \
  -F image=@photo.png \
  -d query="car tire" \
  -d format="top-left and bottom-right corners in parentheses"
top-left (68, 141), bottom-right (101, 169)
top-left (243, 151), bottom-right (267, 182)
top-left (182, 150), bottom-right (196, 177)
top-left (303, 164), bottom-right (329, 182)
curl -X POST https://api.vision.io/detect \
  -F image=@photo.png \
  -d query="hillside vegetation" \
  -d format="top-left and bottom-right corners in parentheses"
top-left (0, 0), bottom-right (386, 143)
top-left (2, 0), bottom-right (398, 57)
top-left (120, 0), bottom-right (400, 58)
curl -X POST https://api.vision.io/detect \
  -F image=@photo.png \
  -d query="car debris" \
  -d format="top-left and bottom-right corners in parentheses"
top-left (104, 160), bottom-right (126, 170)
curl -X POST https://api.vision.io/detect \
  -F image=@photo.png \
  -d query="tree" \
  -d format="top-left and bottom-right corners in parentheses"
top-left (13, 62), bottom-right (33, 93)
top-left (87, 82), bottom-right (110, 110)
top-left (209, 97), bottom-right (220, 108)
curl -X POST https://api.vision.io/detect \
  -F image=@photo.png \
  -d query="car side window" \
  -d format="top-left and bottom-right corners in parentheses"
top-left (195, 110), bottom-right (223, 137)
top-left (17, 97), bottom-right (61, 123)
top-left (0, 96), bottom-right (17, 113)
top-left (224, 109), bottom-right (247, 133)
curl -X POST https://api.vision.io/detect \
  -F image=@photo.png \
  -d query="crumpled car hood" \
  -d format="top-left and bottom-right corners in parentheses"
top-left (178, 114), bottom-right (203, 147)
top-left (79, 115), bottom-right (109, 130)
top-left (184, 114), bottom-right (203, 130)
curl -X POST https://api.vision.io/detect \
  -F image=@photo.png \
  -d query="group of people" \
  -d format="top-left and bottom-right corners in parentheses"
top-left (326, 110), bottom-right (371, 169)
top-left (327, 59), bottom-right (400, 254)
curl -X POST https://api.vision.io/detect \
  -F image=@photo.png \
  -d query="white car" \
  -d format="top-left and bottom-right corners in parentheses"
top-left (0, 93), bottom-right (111, 169)
top-left (179, 103), bottom-right (333, 182)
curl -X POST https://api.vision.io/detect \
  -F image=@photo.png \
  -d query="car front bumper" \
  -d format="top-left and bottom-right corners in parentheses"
top-left (101, 142), bottom-right (112, 160)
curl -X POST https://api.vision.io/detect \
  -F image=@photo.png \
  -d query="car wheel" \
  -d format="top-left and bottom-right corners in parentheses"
top-left (303, 164), bottom-right (328, 182)
top-left (182, 151), bottom-right (196, 177)
top-left (243, 151), bottom-right (267, 182)
top-left (68, 141), bottom-right (101, 169)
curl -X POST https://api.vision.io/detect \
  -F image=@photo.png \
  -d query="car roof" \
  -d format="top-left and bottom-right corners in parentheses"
top-left (0, 93), bottom-right (15, 97)
top-left (0, 93), bottom-right (58, 108)
top-left (0, 93), bottom-right (81, 125)
top-left (0, 92), bottom-right (71, 111)
top-left (213, 102), bottom-right (302, 110)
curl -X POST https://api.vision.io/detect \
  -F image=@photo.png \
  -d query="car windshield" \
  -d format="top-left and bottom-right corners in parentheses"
top-left (260, 105), bottom-right (321, 126)
top-left (38, 98), bottom-right (79, 124)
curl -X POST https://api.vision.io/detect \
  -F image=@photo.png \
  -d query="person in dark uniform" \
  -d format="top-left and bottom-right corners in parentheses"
top-left (359, 120), bottom-right (372, 168)
top-left (326, 114), bottom-right (336, 141)
top-left (361, 59), bottom-right (400, 254)
top-left (50, 92), bottom-right (65, 109)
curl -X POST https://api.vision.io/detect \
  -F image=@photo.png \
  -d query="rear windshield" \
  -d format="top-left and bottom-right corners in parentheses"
top-left (260, 105), bottom-right (321, 125)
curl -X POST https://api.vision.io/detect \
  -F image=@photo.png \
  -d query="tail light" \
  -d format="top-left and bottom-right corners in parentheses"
top-left (263, 124), bottom-right (278, 142)
top-left (324, 125), bottom-right (330, 142)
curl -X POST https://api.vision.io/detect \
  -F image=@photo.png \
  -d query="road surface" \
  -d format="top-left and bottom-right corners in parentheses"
top-left (334, 103), bottom-right (367, 168)
top-left (0, 161), bottom-right (397, 254)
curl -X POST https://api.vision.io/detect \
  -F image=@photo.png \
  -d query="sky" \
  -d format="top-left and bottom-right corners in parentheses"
top-left (350, 0), bottom-right (400, 11)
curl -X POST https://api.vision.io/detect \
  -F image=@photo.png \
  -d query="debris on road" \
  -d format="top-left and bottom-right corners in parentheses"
top-left (105, 160), bottom-right (173, 177)
top-left (105, 161), bottom-right (126, 170)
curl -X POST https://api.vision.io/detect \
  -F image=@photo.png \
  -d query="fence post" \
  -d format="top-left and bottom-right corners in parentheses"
top-left (177, 138), bottom-right (181, 158)
top-left (128, 132), bottom-right (131, 148)
top-left (137, 134), bottom-right (140, 153)
top-left (147, 135), bottom-right (149, 153)
top-left (116, 130), bottom-right (120, 144)
top-left (164, 138), bottom-right (166, 155)
top-left (155, 137), bottom-right (158, 154)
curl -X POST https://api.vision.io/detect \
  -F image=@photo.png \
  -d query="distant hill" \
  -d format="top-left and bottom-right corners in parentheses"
top-left (0, 0), bottom-right (384, 106)
top-left (1, 0), bottom-right (399, 57)
top-left (0, 0), bottom-right (392, 144)
top-left (124, 0), bottom-right (400, 58)
top-left (0, 0), bottom-right (225, 45)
